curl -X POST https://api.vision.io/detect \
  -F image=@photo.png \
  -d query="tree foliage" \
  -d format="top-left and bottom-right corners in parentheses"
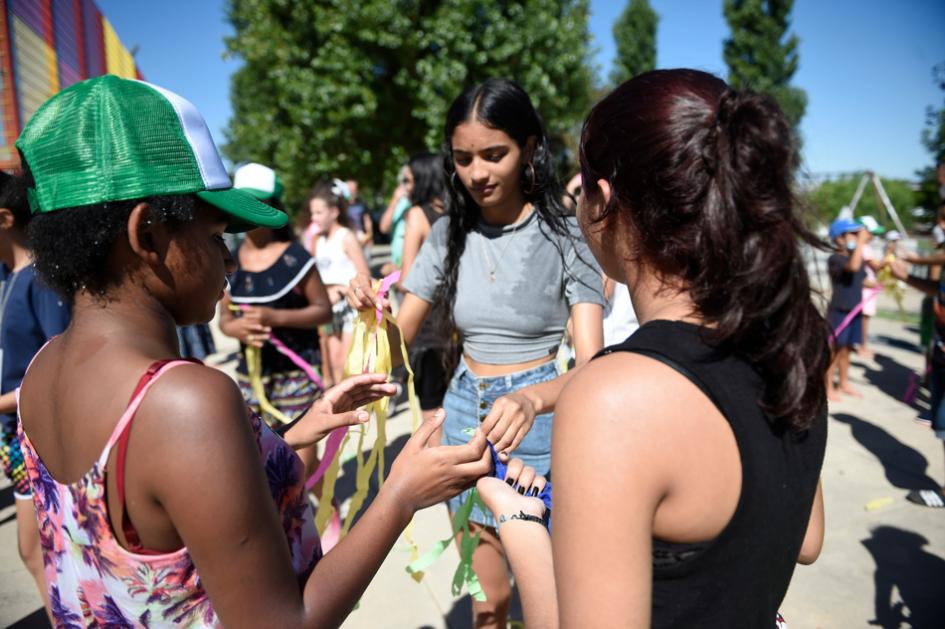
top-left (722, 0), bottom-right (807, 133)
top-left (224, 0), bottom-right (594, 209)
top-left (609, 0), bottom-right (658, 86)
top-left (802, 174), bottom-right (919, 230)
top-left (915, 63), bottom-right (945, 213)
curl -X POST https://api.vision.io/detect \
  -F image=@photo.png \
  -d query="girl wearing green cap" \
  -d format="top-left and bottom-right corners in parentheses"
top-left (14, 75), bottom-right (492, 628)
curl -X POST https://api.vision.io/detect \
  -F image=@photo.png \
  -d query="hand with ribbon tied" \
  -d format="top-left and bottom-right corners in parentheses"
top-left (283, 374), bottom-right (398, 449)
top-left (347, 272), bottom-right (392, 312)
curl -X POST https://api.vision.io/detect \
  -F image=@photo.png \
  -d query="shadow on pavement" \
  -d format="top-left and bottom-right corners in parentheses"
top-left (831, 413), bottom-right (939, 490)
top-left (9, 608), bottom-right (50, 628)
top-left (872, 336), bottom-right (922, 355)
top-left (332, 433), bottom-right (409, 517)
top-left (860, 354), bottom-right (919, 407)
top-left (437, 582), bottom-right (523, 629)
top-left (861, 526), bottom-right (945, 628)
top-left (326, 432), bottom-right (527, 629)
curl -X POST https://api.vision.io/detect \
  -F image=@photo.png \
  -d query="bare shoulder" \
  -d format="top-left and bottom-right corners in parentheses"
top-left (134, 363), bottom-right (251, 444)
top-left (555, 352), bottom-right (726, 470)
top-left (405, 205), bottom-right (426, 225)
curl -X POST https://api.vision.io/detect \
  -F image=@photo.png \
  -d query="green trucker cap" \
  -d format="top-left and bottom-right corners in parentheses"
top-left (16, 75), bottom-right (287, 233)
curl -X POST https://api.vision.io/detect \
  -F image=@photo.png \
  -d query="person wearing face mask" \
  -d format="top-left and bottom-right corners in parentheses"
top-left (825, 218), bottom-right (871, 400)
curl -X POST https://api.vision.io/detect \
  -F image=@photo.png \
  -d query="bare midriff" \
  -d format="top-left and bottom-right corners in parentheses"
top-left (462, 350), bottom-right (556, 378)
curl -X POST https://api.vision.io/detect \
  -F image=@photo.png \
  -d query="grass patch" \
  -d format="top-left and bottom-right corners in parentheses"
top-left (874, 308), bottom-right (920, 324)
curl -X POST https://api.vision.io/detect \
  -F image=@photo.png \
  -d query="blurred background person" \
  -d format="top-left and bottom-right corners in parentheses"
top-left (310, 180), bottom-right (371, 387)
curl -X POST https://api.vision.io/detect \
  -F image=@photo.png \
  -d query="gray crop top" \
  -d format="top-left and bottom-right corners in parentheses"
top-left (402, 210), bottom-right (604, 364)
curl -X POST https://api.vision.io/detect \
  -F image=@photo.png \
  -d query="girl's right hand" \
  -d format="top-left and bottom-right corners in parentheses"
top-left (347, 273), bottom-right (388, 312)
top-left (384, 410), bottom-right (492, 514)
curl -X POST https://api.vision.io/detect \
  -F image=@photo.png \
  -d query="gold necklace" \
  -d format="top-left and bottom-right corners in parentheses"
top-left (479, 217), bottom-right (526, 282)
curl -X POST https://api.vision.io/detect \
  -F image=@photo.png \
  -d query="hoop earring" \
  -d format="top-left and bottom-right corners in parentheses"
top-left (524, 163), bottom-right (536, 195)
top-left (450, 171), bottom-right (462, 191)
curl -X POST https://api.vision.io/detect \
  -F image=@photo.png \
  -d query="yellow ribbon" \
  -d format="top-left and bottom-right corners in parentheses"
top-left (878, 254), bottom-right (906, 313)
top-left (244, 344), bottom-right (294, 425)
top-left (314, 283), bottom-right (423, 568)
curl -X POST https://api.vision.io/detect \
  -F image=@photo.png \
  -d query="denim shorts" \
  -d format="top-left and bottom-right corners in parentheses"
top-left (828, 308), bottom-right (862, 348)
top-left (442, 356), bottom-right (559, 528)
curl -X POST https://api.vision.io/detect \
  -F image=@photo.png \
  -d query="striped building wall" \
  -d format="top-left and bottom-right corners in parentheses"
top-left (0, 0), bottom-right (141, 170)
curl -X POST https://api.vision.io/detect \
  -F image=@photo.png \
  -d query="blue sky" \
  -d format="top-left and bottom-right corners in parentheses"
top-left (98, 0), bottom-right (945, 181)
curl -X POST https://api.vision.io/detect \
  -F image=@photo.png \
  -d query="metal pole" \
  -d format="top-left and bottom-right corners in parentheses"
top-left (848, 173), bottom-right (869, 214)
top-left (871, 172), bottom-right (908, 236)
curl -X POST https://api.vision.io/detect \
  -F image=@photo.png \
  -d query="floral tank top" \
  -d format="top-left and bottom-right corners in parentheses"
top-left (17, 360), bottom-right (322, 627)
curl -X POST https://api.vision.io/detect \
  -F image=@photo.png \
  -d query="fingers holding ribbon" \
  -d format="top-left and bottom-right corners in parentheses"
top-left (481, 392), bottom-right (537, 461)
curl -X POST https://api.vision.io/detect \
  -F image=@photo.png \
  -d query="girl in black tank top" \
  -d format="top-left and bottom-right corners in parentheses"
top-left (473, 69), bottom-right (829, 628)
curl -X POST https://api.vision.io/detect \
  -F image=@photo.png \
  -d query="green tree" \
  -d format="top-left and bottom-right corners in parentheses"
top-left (915, 62), bottom-right (945, 214)
top-left (802, 174), bottom-right (918, 230)
top-left (609, 0), bottom-right (658, 86)
top-left (723, 0), bottom-right (807, 134)
top-left (224, 0), bottom-right (594, 209)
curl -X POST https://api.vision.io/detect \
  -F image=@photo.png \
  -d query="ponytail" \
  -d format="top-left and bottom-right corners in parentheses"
top-left (580, 69), bottom-right (829, 431)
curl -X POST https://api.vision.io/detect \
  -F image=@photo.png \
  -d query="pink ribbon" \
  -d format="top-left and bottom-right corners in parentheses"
top-left (307, 427), bottom-right (347, 490)
top-left (269, 333), bottom-right (325, 390)
top-left (375, 271), bottom-right (400, 326)
top-left (832, 286), bottom-right (882, 341)
top-left (305, 270), bottom-right (401, 490)
top-left (902, 372), bottom-right (919, 405)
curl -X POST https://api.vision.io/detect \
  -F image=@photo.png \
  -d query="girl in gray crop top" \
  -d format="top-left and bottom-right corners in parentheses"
top-left (349, 79), bottom-right (604, 627)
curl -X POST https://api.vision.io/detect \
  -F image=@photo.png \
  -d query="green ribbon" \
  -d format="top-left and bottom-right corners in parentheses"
top-left (406, 489), bottom-right (487, 601)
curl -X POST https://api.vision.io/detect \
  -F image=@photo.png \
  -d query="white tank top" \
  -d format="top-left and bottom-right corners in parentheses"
top-left (315, 227), bottom-right (359, 286)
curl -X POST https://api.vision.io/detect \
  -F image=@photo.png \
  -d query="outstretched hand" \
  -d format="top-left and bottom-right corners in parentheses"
top-left (384, 410), bottom-right (492, 516)
top-left (287, 374), bottom-right (396, 448)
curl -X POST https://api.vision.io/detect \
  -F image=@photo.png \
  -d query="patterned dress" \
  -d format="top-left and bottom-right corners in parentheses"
top-left (230, 241), bottom-right (323, 427)
top-left (18, 360), bottom-right (321, 628)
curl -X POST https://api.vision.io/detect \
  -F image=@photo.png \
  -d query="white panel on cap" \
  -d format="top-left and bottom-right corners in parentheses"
top-left (234, 163), bottom-right (277, 195)
top-left (136, 80), bottom-right (231, 190)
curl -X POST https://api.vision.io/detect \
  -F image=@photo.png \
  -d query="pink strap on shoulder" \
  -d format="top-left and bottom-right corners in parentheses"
top-left (97, 360), bottom-right (197, 468)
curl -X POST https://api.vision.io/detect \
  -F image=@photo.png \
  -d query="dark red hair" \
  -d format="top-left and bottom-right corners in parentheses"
top-left (580, 69), bottom-right (828, 431)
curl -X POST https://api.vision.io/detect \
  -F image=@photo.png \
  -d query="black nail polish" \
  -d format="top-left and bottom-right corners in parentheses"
top-left (517, 486), bottom-right (525, 495)
top-left (530, 487), bottom-right (539, 497)
top-left (506, 478), bottom-right (514, 486)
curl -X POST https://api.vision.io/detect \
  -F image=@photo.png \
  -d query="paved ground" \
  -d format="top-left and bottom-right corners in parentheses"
top-left (2, 290), bottom-right (943, 628)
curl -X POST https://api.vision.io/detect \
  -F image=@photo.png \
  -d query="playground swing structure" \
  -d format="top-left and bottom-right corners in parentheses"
top-left (844, 171), bottom-right (909, 236)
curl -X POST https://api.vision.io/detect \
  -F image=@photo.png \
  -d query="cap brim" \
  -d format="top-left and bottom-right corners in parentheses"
top-left (196, 188), bottom-right (288, 233)
top-left (237, 186), bottom-right (277, 200)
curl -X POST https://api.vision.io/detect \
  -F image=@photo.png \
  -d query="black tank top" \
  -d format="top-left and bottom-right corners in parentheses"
top-left (597, 320), bottom-right (826, 628)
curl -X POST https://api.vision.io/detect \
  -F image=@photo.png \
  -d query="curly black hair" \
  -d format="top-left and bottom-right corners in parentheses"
top-left (27, 194), bottom-right (197, 298)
